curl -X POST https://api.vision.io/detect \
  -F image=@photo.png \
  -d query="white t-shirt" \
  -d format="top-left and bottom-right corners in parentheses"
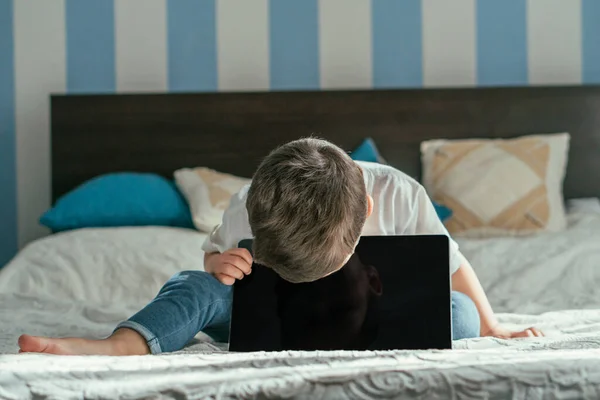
top-left (202, 161), bottom-right (466, 274)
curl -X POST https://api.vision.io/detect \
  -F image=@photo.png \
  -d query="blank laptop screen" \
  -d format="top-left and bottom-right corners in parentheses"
top-left (229, 235), bottom-right (451, 352)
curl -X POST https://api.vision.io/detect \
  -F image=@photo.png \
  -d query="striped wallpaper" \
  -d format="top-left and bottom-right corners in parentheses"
top-left (1, 0), bottom-right (599, 266)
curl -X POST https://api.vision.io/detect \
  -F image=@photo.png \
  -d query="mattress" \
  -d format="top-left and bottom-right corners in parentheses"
top-left (2, 211), bottom-right (600, 399)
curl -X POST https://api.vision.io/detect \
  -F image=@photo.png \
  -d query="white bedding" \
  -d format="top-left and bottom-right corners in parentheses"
top-left (2, 211), bottom-right (600, 399)
top-left (0, 227), bottom-right (208, 307)
top-left (457, 211), bottom-right (600, 314)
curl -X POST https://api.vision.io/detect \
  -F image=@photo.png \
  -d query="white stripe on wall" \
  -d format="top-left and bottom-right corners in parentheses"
top-left (318, 0), bottom-right (372, 89)
top-left (527, 0), bottom-right (582, 85)
top-left (216, 0), bottom-right (269, 91)
top-left (115, 0), bottom-right (168, 92)
top-left (422, 0), bottom-right (476, 87)
top-left (14, 0), bottom-right (66, 247)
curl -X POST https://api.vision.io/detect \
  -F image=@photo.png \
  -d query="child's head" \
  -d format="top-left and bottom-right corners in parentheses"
top-left (246, 138), bottom-right (369, 283)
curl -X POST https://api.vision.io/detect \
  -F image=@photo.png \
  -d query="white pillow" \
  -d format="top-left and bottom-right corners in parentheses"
top-left (421, 133), bottom-right (570, 238)
top-left (175, 167), bottom-right (251, 232)
top-left (0, 227), bottom-right (207, 307)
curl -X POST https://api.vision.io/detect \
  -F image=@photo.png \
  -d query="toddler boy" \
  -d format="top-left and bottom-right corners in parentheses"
top-left (19, 138), bottom-right (542, 355)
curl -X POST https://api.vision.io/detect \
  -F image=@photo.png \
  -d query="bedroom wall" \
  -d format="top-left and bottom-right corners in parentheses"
top-left (1, 0), bottom-right (599, 266)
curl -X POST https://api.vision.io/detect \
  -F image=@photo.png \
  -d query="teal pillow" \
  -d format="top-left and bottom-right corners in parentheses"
top-left (350, 138), bottom-right (452, 222)
top-left (40, 173), bottom-right (195, 232)
top-left (350, 137), bottom-right (386, 164)
top-left (433, 202), bottom-right (453, 222)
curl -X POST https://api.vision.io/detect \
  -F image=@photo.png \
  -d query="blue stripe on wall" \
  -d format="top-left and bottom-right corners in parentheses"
top-left (0, 0), bottom-right (17, 266)
top-left (476, 0), bottom-right (528, 86)
top-left (582, 0), bottom-right (600, 83)
top-left (269, 0), bottom-right (319, 90)
top-left (167, 0), bottom-right (217, 92)
top-left (372, 0), bottom-right (422, 88)
top-left (66, 0), bottom-right (115, 93)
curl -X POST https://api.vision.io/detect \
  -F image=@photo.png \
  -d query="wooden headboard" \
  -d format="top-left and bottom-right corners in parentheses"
top-left (51, 86), bottom-right (600, 202)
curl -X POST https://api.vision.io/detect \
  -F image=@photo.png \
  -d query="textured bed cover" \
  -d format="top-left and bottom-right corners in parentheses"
top-left (2, 212), bottom-right (600, 399)
top-left (2, 295), bottom-right (600, 399)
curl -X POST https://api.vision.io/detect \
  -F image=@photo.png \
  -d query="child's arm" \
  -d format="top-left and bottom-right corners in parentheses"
top-left (452, 259), bottom-right (544, 338)
top-left (202, 186), bottom-right (254, 285)
top-left (406, 183), bottom-right (543, 339)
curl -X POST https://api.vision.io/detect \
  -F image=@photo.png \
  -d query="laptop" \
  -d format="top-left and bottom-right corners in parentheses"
top-left (229, 235), bottom-right (451, 352)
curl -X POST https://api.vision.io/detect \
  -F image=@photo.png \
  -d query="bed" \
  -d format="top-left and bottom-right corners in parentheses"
top-left (2, 86), bottom-right (600, 399)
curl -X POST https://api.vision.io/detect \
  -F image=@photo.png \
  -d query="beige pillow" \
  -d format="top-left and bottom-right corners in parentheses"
top-left (421, 133), bottom-right (570, 238)
top-left (174, 167), bottom-right (250, 232)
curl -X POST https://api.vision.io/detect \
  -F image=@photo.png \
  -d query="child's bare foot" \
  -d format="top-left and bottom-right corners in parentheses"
top-left (18, 328), bottom-right (150, 356)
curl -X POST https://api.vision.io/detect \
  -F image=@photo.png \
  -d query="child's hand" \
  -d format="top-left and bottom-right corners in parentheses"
top-left (485, 325), bottom-right (545, 339)
top-left (205, 248), bottom-right (253, 285)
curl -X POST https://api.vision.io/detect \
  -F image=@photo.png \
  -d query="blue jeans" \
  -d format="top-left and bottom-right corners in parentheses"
top-left (117, 271), bottom-right (480, 354)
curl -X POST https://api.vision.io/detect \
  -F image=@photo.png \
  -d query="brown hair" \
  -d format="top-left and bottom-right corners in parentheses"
top-left (246, 138), bottom-right (368, 283)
